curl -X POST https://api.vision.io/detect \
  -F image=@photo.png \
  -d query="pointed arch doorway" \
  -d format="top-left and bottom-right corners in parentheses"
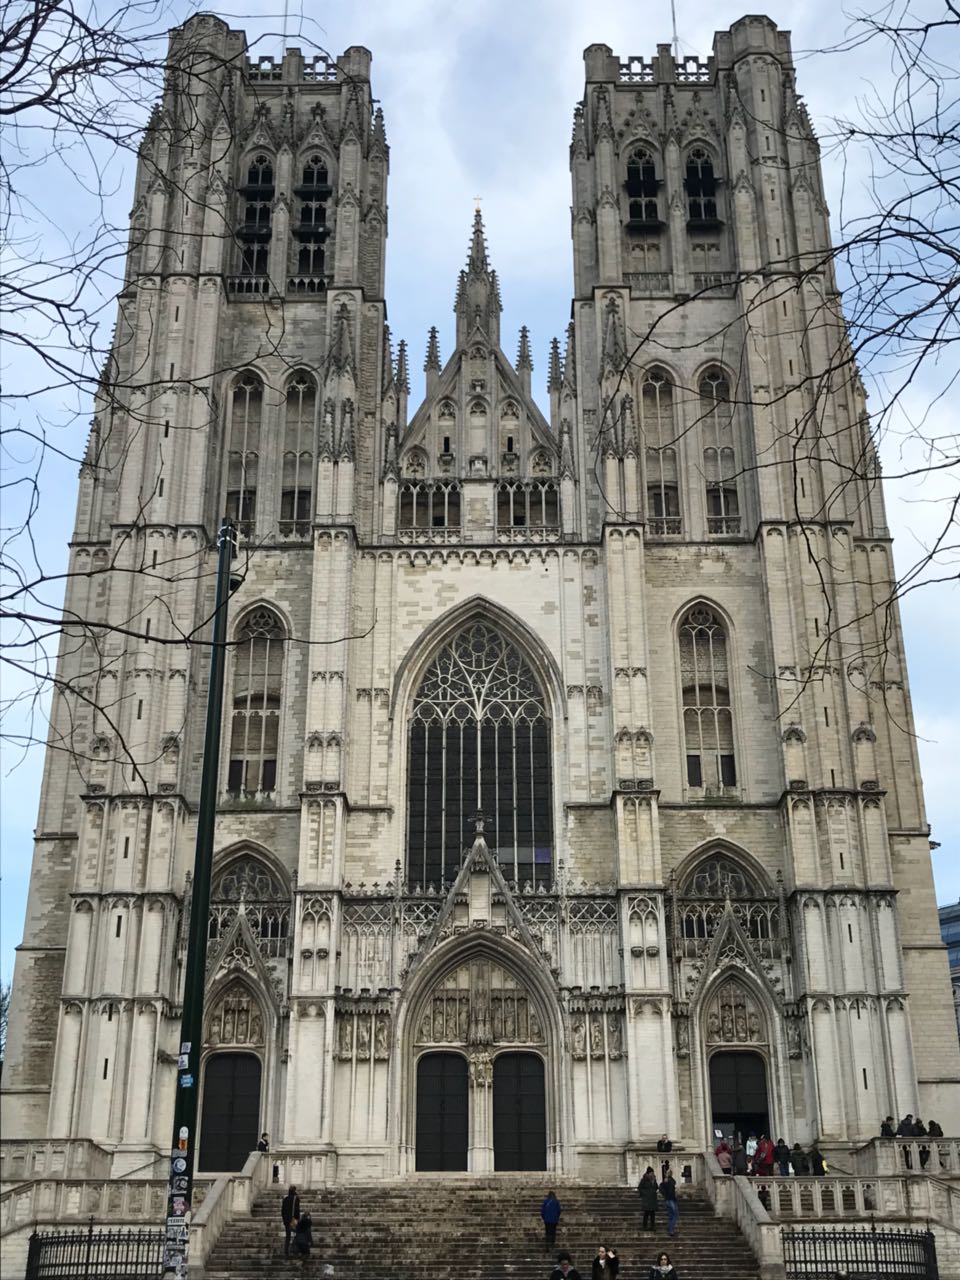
top-left (709, 1050), bottom-right (769, 1144)
top-left (199, 1052), bottom-right (262, 1171)
top-left (493, 1052), bottom-right (546, 1170)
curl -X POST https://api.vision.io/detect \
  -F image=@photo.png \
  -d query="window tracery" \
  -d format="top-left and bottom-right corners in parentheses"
top-left (281, 372), bottom-right (315, 536)
top-left (640, 369), bottom-right (680, 535)
top-left (399, 482), bottom-right (461, 537)
top-left (293, 153), bottom-right (331, 285)
top-left (700, 368), bottom-right (740, 535)
top-left (226, 374), bottom-right (262, 535)
top-left (686, 147), bottom-right (718, 222)
top-left (227, 609), bottom-right (285, 797)
top-left (626, 147), bottom-right (660, 224)
top-left (496, 481), bottom-right (559, 531)
top-left (237, 154), bottom-right (274, 277)
top-left (407, 623), bottom-right (553, 890)
top-left (679, 605), bottom-right (736, 791)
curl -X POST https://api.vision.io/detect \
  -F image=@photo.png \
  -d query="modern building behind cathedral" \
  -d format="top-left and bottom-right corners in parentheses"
top-left (3, 12), bottom-right (958, 1182)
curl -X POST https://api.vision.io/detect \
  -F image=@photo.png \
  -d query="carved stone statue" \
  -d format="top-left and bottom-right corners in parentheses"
top-left (607, 1016), bottom-right (622, 1058)
top-left (375, 1015), bottom-right (389, 1059)
top-left (590, 1017), bottom-right (604, 1057)
top-left (356, 1015), bottom-right (371, 1059)
top-left (572, 1018), bottom-right (586, 1058)
top-left (337, 1016), bottom-right (353, 1058)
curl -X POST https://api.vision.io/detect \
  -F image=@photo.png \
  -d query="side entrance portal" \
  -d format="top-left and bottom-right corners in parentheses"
top-left (493, 1052), bottom-right (546, 1170)
top-left (416, 1052), bottom-right (469, 1171)
top-left (198, 1052), bottom-right (262, 1172)
top-left (709, 1050), bottom-right (770, 1144)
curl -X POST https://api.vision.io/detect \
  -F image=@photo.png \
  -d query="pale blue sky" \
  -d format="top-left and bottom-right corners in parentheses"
top-left (2, 0), bottom-right (958, 982)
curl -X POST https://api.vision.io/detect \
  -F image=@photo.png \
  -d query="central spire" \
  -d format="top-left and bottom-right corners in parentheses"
top-left (454, 209), bottom-right (502, 348)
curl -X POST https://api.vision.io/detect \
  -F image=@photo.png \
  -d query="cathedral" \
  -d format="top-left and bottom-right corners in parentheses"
top-left (3, 12), bottom-right (958, 1185)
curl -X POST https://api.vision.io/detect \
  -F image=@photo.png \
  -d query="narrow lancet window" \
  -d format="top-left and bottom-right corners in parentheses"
top-left (679, 604), bottom-right (736, 791)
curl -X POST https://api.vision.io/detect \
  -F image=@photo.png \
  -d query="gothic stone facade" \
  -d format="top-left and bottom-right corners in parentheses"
top-left (4, 14), bottom-right (958, 1181)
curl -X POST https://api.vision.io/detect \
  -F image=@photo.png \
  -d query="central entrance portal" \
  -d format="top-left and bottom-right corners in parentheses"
top-left (709, 1050), bottom-right (769, 1144)
top-left (416, 1052), bottom-right (469, 1171)
top-left (199, 1052), bottom-right (262, 1172)
top-left (493, 1052), bottom-right (546, 1170)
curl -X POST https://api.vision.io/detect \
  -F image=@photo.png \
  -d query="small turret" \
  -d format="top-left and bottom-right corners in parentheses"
top-left (424, 325), bottom-right (441, 396)
top-left (547, 337), bottom-right (563, 429)
top-left (516, 326), bottom-right (533, 397)
top-left (454, 210), bottom-right (502, 348)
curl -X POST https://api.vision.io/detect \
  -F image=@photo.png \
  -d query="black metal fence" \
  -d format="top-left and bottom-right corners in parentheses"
top-left (24, 1223), bottom-right (164, 1280)
top-left (783, 1223), bottom-right (939, 1279)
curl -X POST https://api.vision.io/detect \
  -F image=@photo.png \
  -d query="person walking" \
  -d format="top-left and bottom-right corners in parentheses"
top-left (638, 1167), bottom-right (658, 1232)
top-left (281, 1184), bottom-right (300, 1257)
top-left (551, 1251), bottom-right (582, 1280)
top-left (790, 1143), bottom-right (809, 1176)
top-left (648, 1250), bottom-right (679, 1279)
top-left (715, 1140), bottom-right (733, 1174)
top-left (659, 1167), bottom-right (679, 1238)
top-left (541, 1190), bottom-right (563, 1252)
top-left (773, 1138), bottom-right (791, 1176)
top-left (731, 1141), bottom-right (749, 1176)
top-left (292, 1211), bottom-right (313, 1261)
top-left (808, 1143), bottom-right (826, 1177)
top-left (591, 1244), bottom-right (619, 1280)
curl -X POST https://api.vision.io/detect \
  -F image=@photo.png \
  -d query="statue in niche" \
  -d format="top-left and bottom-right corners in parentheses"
top-left (676, 1019), bottom-right (690, 1056)
top-left (707, 1010), bottom-right (721, 1040)
top-left (786, 1019), bottom-right (802, 1058)
top-left (735, 1005), bottom-right (747, 1040)
top-left (374, 1016), bottom-right (389, 1059)
top-left (222, 1006), bottom-right (236, 1043)
top-left (469, 981), bottom-right (491, 1045)
top-left (445, 1001), bottom-right (458, 1041)
top-left (607, 1016), bottom-right (622, 1059)
top-left (572, 1019), bottom-right (586, 1058)
top-left (433, 1002), bottom-right (445, 1041)
top-left (530, 1010), bottom-right (542, 1043)
top-left (419, 1012), bottom-right (432, 1042)
top-left (356, 1016), bottom-right (371, 1059)
top-left (721, 1006), bottom-right (734, 1040)
top-left (458, 998), bottom-right (469, 1039)
top-left (236, 1005), bottom-right (249, 1042)
top-left (518, 1002), bottom-right (528, 1041)
top-left (337, 1016), bottom-right (353, 1058)
top-left (504, 1001), bottom-right (516, 1041)
top-left (747, 1010), bottom-right (760, 1040)
top-left (590, 1018), bottom-right (604, 1058)
top-left (492, 999), bottom-right (503, 1040)
top-left (250, 1011), bottom-right (263, 1044)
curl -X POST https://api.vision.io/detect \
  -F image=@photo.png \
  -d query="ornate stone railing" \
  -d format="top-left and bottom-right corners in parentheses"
top-left (0, 1140), bottom-right (112, 1187)
top-left (625, 271), bottom-right (673, 294)
top-left (227, 275), bottom-right (269, 296)
top-left (752, 1173), bottom-right (960, 1230)
top-left (703, 1153), bottom-right (786, 1278)
top-left (852, 1137), bottom-right (960, 1179)
top-left (189, 1151), bottom-right (272, 1269)
top-left (397, 527), bottom-right (463, 545)
top-left (0, 1178), bottom-right (188, 1236)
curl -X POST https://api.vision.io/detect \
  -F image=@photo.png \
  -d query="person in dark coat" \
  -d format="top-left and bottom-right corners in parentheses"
top-left (292, 1212), bottom-right (313, 1260)
top-left (591, 1244), bottom-right (619, 1280)
top-left (257, 1132), bottom-right (270, 1152)
top-left (541, 1190), bottom-right (563, 1252)
top-left (791, 1143), bottom-right (809, 1176)
top-left (648, 1251), bottom-right (679, 1279)
top-left (880, 1116), bottom-right (896, 1138)
top-left (808, 1144), bottom-right (826, 1176)
top-left (897, 1114), bottom-right (916, 1137)
top-left (638, 1167), bottom-right (658, 1231)
top-left (551, 1251), bottom-right (582, 1280)
top-left (928, 1119), bottom-right (944, 1137)
top-left (773, 1138), bottom-right (791, 1176)
top-left (731, 1141), bottom-right (749, 1176)
top-left (281, 1185), bottom-right (300, 1256)
top-left (659, 1169), bottom-right (679, 1237)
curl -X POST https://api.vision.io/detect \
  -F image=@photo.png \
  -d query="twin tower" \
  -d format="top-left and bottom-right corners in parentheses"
top-left (3, 13), bottom-right (956, 1180)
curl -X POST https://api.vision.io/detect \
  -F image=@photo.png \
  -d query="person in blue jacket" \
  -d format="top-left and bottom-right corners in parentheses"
top-left (541, 1190), bottom-right (562, 1251)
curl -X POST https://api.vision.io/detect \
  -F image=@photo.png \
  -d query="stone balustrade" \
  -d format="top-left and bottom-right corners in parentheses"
top-left (0, 1178), bottom-right (170, 1236)
top-left (0, 1140), bottom-right (112, 1187)
top-left (749, 1173), bottom-right (960, 1231)
top-left (851, 1136), bottom-right (960, 1178)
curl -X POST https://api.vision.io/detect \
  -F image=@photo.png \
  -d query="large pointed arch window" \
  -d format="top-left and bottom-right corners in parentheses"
top-left (407, 623), bottom-right (553, 890)
top-left (226, 374), bottom-right (262, 536)
top-left (281, 372), bottom-right (316, 536)
top-left (700, 368), bottom-right (740, 535)
top-left (679, 604), bottom-right (736, 792)
top-left (640, 368), bottom-right (681, 536)
top-left (228, 608), bottom-right (285, 797)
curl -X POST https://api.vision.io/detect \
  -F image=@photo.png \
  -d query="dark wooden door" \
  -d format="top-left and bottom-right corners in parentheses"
top-left (493, 1052), bottom-right (546, 1170)
top-left (709, 1050), bottom-right (769, 1143)
top-left (198, 1052), bottom-right (262, 1171)
top-left (416, 1052), bottom-right (469, 1171)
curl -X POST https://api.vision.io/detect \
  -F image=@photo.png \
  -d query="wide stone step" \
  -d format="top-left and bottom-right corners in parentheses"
top-left (203, 1181), bottom-right (760, 1280)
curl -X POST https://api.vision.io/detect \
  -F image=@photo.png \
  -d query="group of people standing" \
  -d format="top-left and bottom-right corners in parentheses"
top-left (541, 1190), bottom-right (679, 1280)
top-left (881, 1114), bottom-right (944, 1169)
top-left (714, 1133), bottom-right (827, 1178)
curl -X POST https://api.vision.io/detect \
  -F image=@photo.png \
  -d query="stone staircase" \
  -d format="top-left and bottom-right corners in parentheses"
top-left (202, 1180), bottom-right (761, 1280)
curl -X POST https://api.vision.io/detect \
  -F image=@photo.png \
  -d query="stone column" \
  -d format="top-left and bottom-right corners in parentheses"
top-left (467, 1051), bottom-right (494, 1172)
